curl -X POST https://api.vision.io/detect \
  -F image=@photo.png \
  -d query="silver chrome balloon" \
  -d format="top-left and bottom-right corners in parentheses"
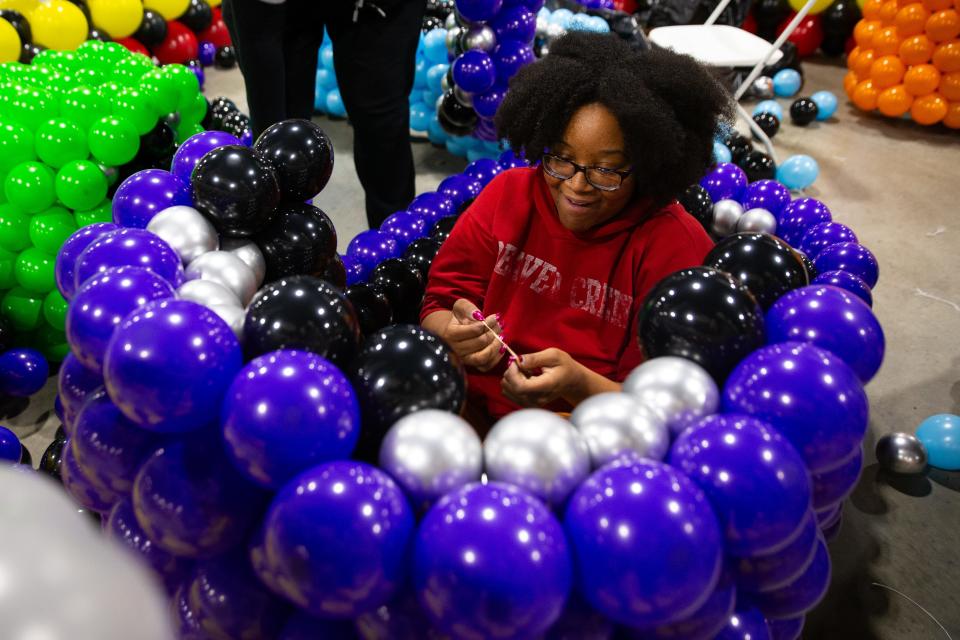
top-left (546, 22), bottom-right (566, 42)
top-left (536, 14), bottom-right (550, 39)
top-left (711, 199), bottom-right (744, 238)
top-left (219, 237), bottom-right (266, 288)
top-left (876, 432), bottom-right (928, 475)
top-left (737, 207), bottom-right (778, 234)
top-left (453, 85), bottom-right (473, 108)
top-left (623, 356), bottom-right (719, 437)
top-left (446, 26), bottom-right (464, 53)
top-left (483, 409), bottom-right (590, 505)
top-left (460, 25), bottom-right (497, 53)
top-left (146, 206), bottom-right (218, 265)
top-left (570, 392), bottom-right (670, 469)
top-left (440, 72), bottom-right (452, 93)
top-left (208, 303), bottom-right (245, 339)
top-left (185, 251), bottom-right (257, 306)
top-left (444, 12), bottom-right (457, 29)
top-left (379, 409), bottom-right (483, 509)
top-left (177, 279), bottom-right (242, 308)
top-left (752, 76), bottom-right (775, 100)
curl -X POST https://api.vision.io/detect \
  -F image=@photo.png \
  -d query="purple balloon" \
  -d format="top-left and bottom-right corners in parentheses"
top-left (415, 482), bottom-right (571, 638)
top-left (473, 118), bottom-right (499, 141)
top-left (407, 191), bottom-right (456, 223)
top-left (811, 445), bottom-right (862, 511)
top-left (221, 350), bottom-right (360, 489)
top-left (173, 583), bottom-right (205, 638)
top-left (354, 592), bottom-right (442, 639)
top-left (57, 353), bottom-right (103, 435)
top-left (280, 612), bottom-right (357, 640)
top-left (815, 503), bottom-right (841, 527)
top-left (66, 266), bottom-right (176, 374)
top-left (56, 223), bottom-right (120, 301)
top-left (498, 148), bottom-right (528, 169)
top-left (813, 242), bottom-right (879, 289)
top-left (746, 537), bottom-right (831, 620)
top-left (171, 130), bottom-right (242, 185)
top-left (766, 285), bottom-right (884, 383)
top-left (253, 461), bottom-right (414, 618)
top-left (492, 40), bottom-right (534, 83)
top-left (380, 210), bottom-right (427, 251)
top-left (670, 414), bottom-right (812, 556)
top-left (776, 198), bottom-right (831, 247)
top-left (811, 270), bottom-right (872, 307)
top-left (74, 228), bottom-right (184, 292)
top-left (465, 158), bottom-right (502, 187)
top-left (797, 222), bottom-right (858, 260)
top-left (564, 459), bottom-right (723, 628)
top-left (767, 615), bottom-right (805, 640)
top-left (346, 229), bottom-right (400, 278)
top-left (742, 180), bottom-right (791, 217)
top-left (199, 41), bottom-right (216, 66)
top-left (191, 65), bottom-right (205, 88)
top-left (457, 0), bottom-right (504, 22)
top-left (700, 163), bottom-right (748, 202)
top-left (821, 513), bottom-right (842, 542)
top-left (61, 439), bottom-right (115, 513)
top-left (106, 498), bottom-right (194, 592)
top-left (103, 299), bottom-right (243, 433)
top-left (112, 169), bottom-right (192, 229)
top-left (0, 426), bottom-right (20, 462)
top-left (452, 50), bottom-right (497, 94)
top-left (437, 174), bottom-right (479, 210)
top-left (492, 5), bottom-right (536, 42)
top-left (473, 84), bottom-right (507, 119)
top-left (340, 253), bottom-right (364, 285)
top-left (723, 342), bottom-right (868, 473)
top-left (545, 594), bottom-right (615, 640)
top-left (733, 510), bottom-right (819, 593)
top-left (716, 608), bottom-right (772, 640)
top-left (629, 574), bottom-right (736, 640)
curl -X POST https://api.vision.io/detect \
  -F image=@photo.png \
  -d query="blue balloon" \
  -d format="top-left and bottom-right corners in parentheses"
top-left (409, 101), bottom-right (431, 132)
top-left (765, 285), bottom-right (885, 383)
top-left (545, 594), bottom-right (616, 639)
top-left (745, 537), bottom-right (831, 620)
top-left (813, 242), bottom-right (879, 289)
top-left (170, 130), bottom-right (241, 186)
top-left (57, 352), bottom-right (102, 434)
top-left (716, 607), bottom-right (772, 640)
top-left (445, 139), bottom-right (468, 158)
top-left (423, 28), bottom-right (448, 65)
top-left (413, 57), bottom-right (428, 90)
top-left (776, 155), bottom-right (819, 190)
top-left (280, 612), bottom-right (356, 640)
top-left (916, 414), bottom-right (960, 470)
top-left (355, 592), bottom-right (442, 639)
top-left (252, 461), bottom-right (414, 618)
top-left (325, 89), bottom-right (346, 118)
top-left (700, 162), bottom-right (748, 201)
top-left (103, 299), bottom-right (243, 434)
top-left (742, 179), bottom-right (791, 217)
top-left (61, 439), bottom-right (116, 512)
top-left (670, 414), bottom-right (812, 556)
top-left (55, 223), bottom-right (119, 301)
top-left (426, 63), bottom-right (448, 94)
top-left (66, 266), bottom-right (175, 374)
top-left (767, 615), bottom-right (805, 640)
top-left (723, 342), bottom-right (868, 473)
top-left (466, 148), bottom-right (488, 163)
top-left (493, 5), bottom-right (536, 42)
top-left (754, 100), bottom-right (784, 120)
top-left (346, 229), bottom-right (400, 278)
top-left (106, 498), bottom-right (194, 592)
top-left (565, 459), bottom-right (723, 628)
top-left (340, 253), bottom-right (364, 285)
top-left (316, 67), bottom-right (336, 90)
top-left (319, 44), bottom-right (334, 72)
top-left (172, 583), bottom-right (206, 640)
top-left (465, 157), bottom-right (502, 186)
top-left (810, 91), bottom-right (838, 120)
top-left (733, 510), bottom-right (819, 593)
top-left (550, 8), bottom-right (574, 26)
top-left (797, 222), bottom-right (858, 260)
top-left (381, 210), bottom-right (428, 250)
top-left (407, 191), bottom-right (456, 224)
top-left (73, 228), bottom-right (184, 292)
top-left (222, 350), bottom-right (360, 489)
top-left (812, 270), bottom-right (873, 307)
top-left (776, 197), bottom-right (832, 246)
top-left (473, 83), bottom-right (507, 119)
top-left (457, 0), bottom-right (504, 21)
top-left (629, 574), bottom-right (736, 640)
top-left (0, 348), bottom-right (48, 397)
top-left (498, 148), bottom-right (528, 169)
top-left (452, 50), bottom-right (497, 94)
top-left (773, 69), bottom-right (802, 98)
top-left (415, 482), bottom-right (571, 638)
top-left (810, 445), bottom-right (862, 511)
top-left (427, 114), bottom-right (449, 145)
top-left (111, 169), bottom-right (192, 229)
top-left (492, 40), bottom-right (534, 83)
top-left (713, 141), bottom-right (732, 164)
top-left (0, 425), bottom-right (21, 462)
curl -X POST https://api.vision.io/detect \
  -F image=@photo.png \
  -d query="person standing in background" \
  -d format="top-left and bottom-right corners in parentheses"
top-left (221, 0), bottom-right (426, 229)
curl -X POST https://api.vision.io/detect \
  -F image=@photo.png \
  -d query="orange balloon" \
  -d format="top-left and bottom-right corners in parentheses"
top-left (923, 0), bottom-right (952, 11)
top-left (899, 33), bottom-right (936, 62)
top-left (845, 70), bottom-right (861, 96)
top-left (896, 3), bottom-right (931, 35)
top-left (854, 48), bottom-right (878, 75)
top-left (863, 0), bottom-right (885, 19)
top-left (871, 55), bottom-right (908, 87)
top-left (943, 100), bottom-right (960, 126)
top-left (877, 84), bottom-right (915, 114)
top-left (926, 9), bottom-right (960, 40)
top-left (855, 19), bottom-right (883, 46)
top-left (932, 38), bottom-right (960, 69)
top-left (880, 0), bottom-right (900, 22)
top-left (910, 91), bottom-right (949, 121)
top-left (939, 70), bottom-right (960, 98)
top-left (853, 79), bottom-right (881, 109)
top-left (872, 25), bottom-right (903, 53)
top-left (904, 63), bottom-right (943, 93)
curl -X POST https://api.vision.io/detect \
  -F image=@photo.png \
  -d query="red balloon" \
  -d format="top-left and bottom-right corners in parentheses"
top-left (198, 7), bottom-right (232, 48)
top-left (777, 13), bottom-right (824, 57)
top-left (116, 37), bottom-right (150, 57)
top-left (743, 12), bottom-right (758, 34)
top-left (153, 20), bottom-right (199, 65)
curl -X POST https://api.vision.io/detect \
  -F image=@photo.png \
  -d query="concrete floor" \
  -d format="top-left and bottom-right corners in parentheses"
top-left (8, 58), bottom-right (960, 638)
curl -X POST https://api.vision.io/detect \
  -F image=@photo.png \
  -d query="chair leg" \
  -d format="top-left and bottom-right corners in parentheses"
top-left (704, 0), bottom-right (736, 26)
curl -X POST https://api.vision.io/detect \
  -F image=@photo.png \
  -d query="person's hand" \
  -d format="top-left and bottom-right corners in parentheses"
top-left (500, 348), bottom-right (586, 408)
top-left (438, 299), bottom-right (505, 372)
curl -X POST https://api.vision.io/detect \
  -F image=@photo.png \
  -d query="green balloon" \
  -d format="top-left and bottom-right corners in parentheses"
top-left (97, 80), bottom-right (124, 104)
top-left (8, 87), bottom-right (59, 131)
top-left (0, 122), bottom-right (36, 175)
top-left (162, 64), bottom-right (200, 114)
top-left (111, 53), bottom-right (155, 87)
top-left (34, 323), bottom-right (70, 362)
top-left (0, 202), bottom-right (30, 252)
top-left (5, 162), bottom-right (55, 214)
top-left (56, 160), bottom-right (107, 212)
top-left (74, 66), bottom-right (106, 88)
top-left (139, 70), bottom-right (180, 117)
top-left (101, 42), bottom-right (132, 66)
top-left (88, 116), bottom-right (139, 167)
top-left (0, 247), bottom-right (15, 289)
top-left (29, 207), bottom-right (77, 255)
top-left (42, 289), bottom-right (68, 330)
top-left (176, 122), bottom-right (206, 146)
top-left (15, 247), bottom-right (56, 293)
top-left (74, 199), bottom-right (112, 227)
top-left (60, 86), bottom-right (111, 130)
top-left (2, 286), bottom-right (43, 331)
top-left (76, 40), bottom-right (107, 60)
top-left (35, 119), bottom-right (88, 169)
top-left (181, 91), bottom-right (208, 128)
top-left (113, 87), bottom-right (158, 135)
top-left (37, 51), bottom-right (80, 74)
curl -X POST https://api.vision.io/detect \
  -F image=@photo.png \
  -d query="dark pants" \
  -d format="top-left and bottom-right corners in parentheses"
top-left (222, 0), bottom-right (425, 229)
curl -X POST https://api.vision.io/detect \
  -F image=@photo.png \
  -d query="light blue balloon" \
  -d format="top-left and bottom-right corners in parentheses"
top-left (811, 91), bottom-right (838, 120)
top-left (421, 89), bottom-right (435, 104)
top-left (591, 16), bottom-right (610, 32)
top-left (316, 67), bottom-right (337, 90)
top-left (414, 58), bottom-right (429, 90)
top-left (776, 154), bottom-right (819, 190)
top-left (410, 102), bottom-right (431, 132)
top-left (314, 85), bottom-right (327, 113)
top-left (917, 414), bottom-right (960, 470)
top-left (325, 89), bottom-right (347, 118)
top-left (713, 141), bottom-right (732, 164)
top-left (446, 139), bottom-right (468, 158)
top-left (426, 63), bottom-right (448, 94)
top-left (320, 45), bottom-right (335, 72)
top-left (773, 69), bottom-right (802, 98)
top-left (569, 14), bottom-right (592, 31)
top-left (467, 148), bottom-right (488, 162)
top-left (550, 8), bottom-right (574, 27)
top-left (424, 28), bottom-right (449, 65)
top-left (427, 115), bottom-right (448, 145)
top-left (538, 7), bottom-right (551, 20)
top-left (754, 100), bottom-right (784, 120)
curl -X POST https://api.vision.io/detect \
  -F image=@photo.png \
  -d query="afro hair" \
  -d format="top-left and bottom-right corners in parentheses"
top-left (495, 32), bottom-right (733, 207)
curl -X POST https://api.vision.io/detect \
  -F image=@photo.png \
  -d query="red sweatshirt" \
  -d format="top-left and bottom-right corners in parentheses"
top-left (420, 167), bottom-right (714, 419)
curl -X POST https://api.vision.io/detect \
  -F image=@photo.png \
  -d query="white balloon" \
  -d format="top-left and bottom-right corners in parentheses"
top-left (209, 303), bottom-right (245, 339)
top-left (570, 392), bottom-right (670, 468)
top-left (219, 237), bottom-right (266, 288)
top-left (712, 199), bottom-right (744, 238)
top-left (737, 207), bottom-right (778, 234)
top-left (623, 356), bottom-right (719, 437)
top-left (146, 206), bottom-right (218, 265)
top-left (185, 251), bottom-right (257, 306)
top-left (177, 279), bottom-right (243, 308)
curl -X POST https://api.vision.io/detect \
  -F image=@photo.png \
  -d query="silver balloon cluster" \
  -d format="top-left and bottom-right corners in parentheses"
top-left (752, 75), bottom-right (775, 100)
top-left (622, 356), bottom-right (719, 438)
top-left (737, 207), bottom-right (778, 234)
top-left (711, 199), bottom-right (744, 237)
top-left (875, 432), bottom-right (928, 475)
top-left (569, 392), bottom-right (669, 469)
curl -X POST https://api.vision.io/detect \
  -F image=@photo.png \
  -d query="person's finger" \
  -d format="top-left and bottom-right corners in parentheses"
top-left (445, 319), bottom-right (489, 341)
top-left (471, 338), bottom-right (505, 372)
top-left (514, 348), bottom-right (561, 370)
top-left (452, 298), bottom-right (482, 323)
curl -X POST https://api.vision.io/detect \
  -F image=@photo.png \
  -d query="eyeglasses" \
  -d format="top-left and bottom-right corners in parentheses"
top-left (542, 154), bottom-right (633, 192)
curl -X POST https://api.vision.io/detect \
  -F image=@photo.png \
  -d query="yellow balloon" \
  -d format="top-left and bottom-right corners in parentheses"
top-left (143, 0), bottom-right (190, 21)
top-left (88, 0), bottom-right (143, 39)
top-left (0, 19), bottom-right (20, 63)
top-left (29, 0), bottom-right (88, 51)
top-left (788, 0), bottom-right (835, 14)
top-left (208, 0), bottom-right (221, 6)
top-left (0, 0), bottom-right (39, 14)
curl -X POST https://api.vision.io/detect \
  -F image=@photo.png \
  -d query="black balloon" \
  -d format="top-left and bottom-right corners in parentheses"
top-left (790, 98), bottom-right (819, 125)
top-left (254, 119), bottom-right (334, 203)
top-left (180, 0), bottom-right (213, 32)
top-left (703, 232), bottom-right (808, 310)
top-left (403, 237), bottom-right (443, 280)
top-left (753, 0), bottom-right (790, 39)
top-left (728, 137), bottom-right (754, 164)
top-left (192, 145), bottom-right (280, 237)
top-left (346, 283), bottom-right (393, 336)
top-left (738, 151), bottom-right (777, 182)
top-left (38, 437), bottom-right (65, 482)
top-left (752, 112), bottom-right (781, 139)
top-left (0, 9), bottom-right (31, 45)
top-left (19, 443), bottom-right (31, 467)
top-left (819, 34), bottom-right (848, 57)
top-left (422, 15), bottom-right (444, 31)
top-left (210, 96), bottom-right (239, 119)
top-left (437, 108), bottom-right (475, 137)
top-left (221, 111), bottom-right (250, 138)
top-left (55, 425), bottom-right (66, 442)
top-left (348, 325), bottom-right (466, 460)
top-left (215, 45), bottom-right (237, 69)
top-left (135, 9), bottom-right (168, 47)
top-left (88, 27), bottom-right (111, 42)
top-left (321, 254), bottom-right (347, 290)
top-left (138, 121), bottom-right (177, 162)
top-left (367, 258), bottom-right (425, 325)
top-left (430, 215), bottom-right (458, 243)
top-left (0, 315), bottom-right (12, 353)
top-left (243, 275), bottom-right (361, 366)
top-left (821, 0), bottom-right (861, 36)
top-left (439, 91), bottom-right (478, 129)
top-left (764, 41), bottom-right (802, 75)
top-left (254, 203), bottom-right (337, 282)
top-left (678, 183), bottom-right (713, 231)
top-left (19, 42), bottom-right (44, 64)
top-left (794, 249), bottom-right (818, 280)
top-left (638, 266), bottom-right (765, 381)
